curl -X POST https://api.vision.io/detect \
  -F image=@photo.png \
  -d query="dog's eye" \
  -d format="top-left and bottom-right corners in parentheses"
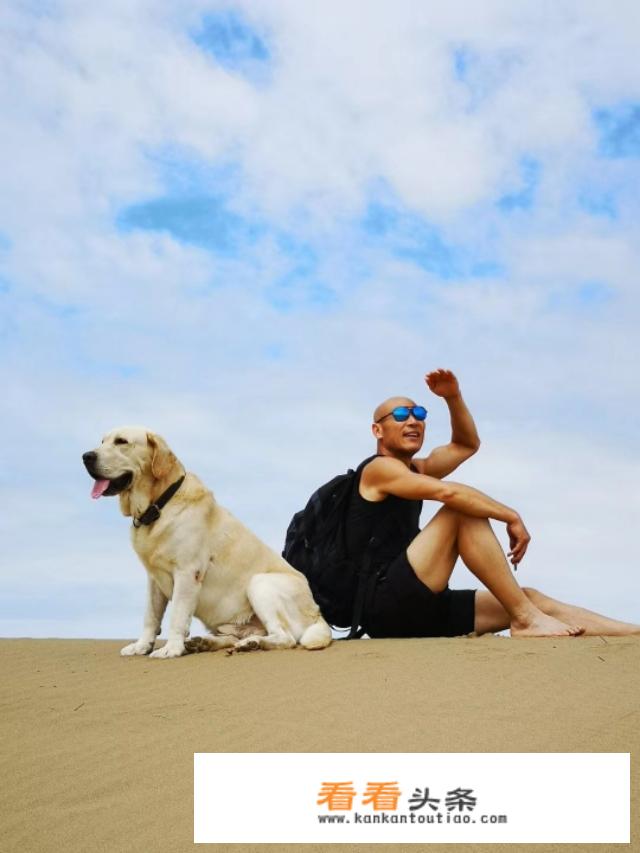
top-left (114, 438), bottom-right (128, 446)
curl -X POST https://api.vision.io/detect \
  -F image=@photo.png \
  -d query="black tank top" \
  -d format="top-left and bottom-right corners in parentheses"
top-left (345, 457), bottom-right (422, 563)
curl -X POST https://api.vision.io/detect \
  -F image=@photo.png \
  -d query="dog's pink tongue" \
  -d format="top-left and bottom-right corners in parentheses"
top-left (91, 479), bottom-right (110, 499)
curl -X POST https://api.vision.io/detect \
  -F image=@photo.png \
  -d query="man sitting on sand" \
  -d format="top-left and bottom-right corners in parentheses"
top-left (351, 368), bottom-right (639, 638)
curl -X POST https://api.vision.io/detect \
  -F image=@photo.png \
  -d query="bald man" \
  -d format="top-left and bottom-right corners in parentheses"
top-left (348, 369), bottom-right (640, 638)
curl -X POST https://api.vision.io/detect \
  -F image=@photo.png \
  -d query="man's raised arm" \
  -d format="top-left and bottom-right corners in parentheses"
top-left (414, 368), bottom-right (480, 479)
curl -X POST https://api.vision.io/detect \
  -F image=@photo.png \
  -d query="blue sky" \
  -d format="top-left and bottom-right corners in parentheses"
top-left (1, 1), bottom-right (639, 637)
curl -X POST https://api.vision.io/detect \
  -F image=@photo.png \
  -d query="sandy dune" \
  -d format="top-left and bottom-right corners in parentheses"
top-left (1, 636), bottom-right (637, 852)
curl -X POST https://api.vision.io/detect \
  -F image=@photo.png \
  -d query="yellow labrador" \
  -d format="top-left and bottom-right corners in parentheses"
top-left (82, 426), bottom-right (332, 658)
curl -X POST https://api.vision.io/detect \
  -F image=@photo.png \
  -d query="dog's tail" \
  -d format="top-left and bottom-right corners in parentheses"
top-left (300, 616), bottom-right (332, 650)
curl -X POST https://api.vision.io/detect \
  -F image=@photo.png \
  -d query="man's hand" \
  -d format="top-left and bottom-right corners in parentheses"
top-left (506, 515), bottom-right (531, 569)
top-left (425, 368), bottom-right (461, 400)
top-left (417, 368), bottom-right (480, 478)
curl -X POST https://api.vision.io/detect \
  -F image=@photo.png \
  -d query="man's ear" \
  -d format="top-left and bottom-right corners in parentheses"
top-left (147, 432), bottom-right (177, 480)
top-left (372, 423), bottom-right (383, 440)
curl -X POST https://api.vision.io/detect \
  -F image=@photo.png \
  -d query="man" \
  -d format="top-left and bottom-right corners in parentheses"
top-left (352, 368), bottom-right (639, 638)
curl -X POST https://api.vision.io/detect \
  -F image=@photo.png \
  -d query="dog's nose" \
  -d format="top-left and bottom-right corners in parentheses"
top-left (83, 451), bottom-right (97, 467)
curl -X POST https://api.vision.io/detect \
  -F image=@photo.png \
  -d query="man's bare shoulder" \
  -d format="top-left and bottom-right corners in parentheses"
top-left (360, 456), bottom-right (414, 496)
top-left (362, 456), bottom-right (410, 485)
top-left (363, 455), bottom-right (408, 476)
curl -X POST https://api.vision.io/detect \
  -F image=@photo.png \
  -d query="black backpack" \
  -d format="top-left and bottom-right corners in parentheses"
top-left (283, 455), bottom-right (378, 638)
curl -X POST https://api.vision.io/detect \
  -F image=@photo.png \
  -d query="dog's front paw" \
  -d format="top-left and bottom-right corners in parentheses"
top-left (233, 636), bottom-right (262, 652)
top-left (149, 641), bottom-right (185, 659)
top-left (120, 640), bottom-right (154, 656)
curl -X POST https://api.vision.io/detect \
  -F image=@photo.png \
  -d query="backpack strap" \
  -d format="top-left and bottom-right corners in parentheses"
top-left (346, 535), bottom-right (377, 639)
top-left (344, 454), bottom-right (384, 640)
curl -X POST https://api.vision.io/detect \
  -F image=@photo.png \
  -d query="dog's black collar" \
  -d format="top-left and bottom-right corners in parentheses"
top-left (133, 475), bottom-right (186, 528)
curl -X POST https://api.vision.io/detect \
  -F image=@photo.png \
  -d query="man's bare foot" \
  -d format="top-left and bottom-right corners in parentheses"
top-left (511, 612), bottom-right (585, 637)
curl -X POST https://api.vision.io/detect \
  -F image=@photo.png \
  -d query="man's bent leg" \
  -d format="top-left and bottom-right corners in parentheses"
top-left (405, 506), bottom-right (461, 592)
top-left (407, 508), bottom-right (584, 637)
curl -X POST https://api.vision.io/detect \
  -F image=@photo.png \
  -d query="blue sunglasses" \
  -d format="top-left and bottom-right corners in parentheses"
top-left (376, 405), bottom-right (428, 423)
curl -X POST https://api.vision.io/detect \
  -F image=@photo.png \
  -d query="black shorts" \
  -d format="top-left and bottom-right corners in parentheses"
top-left (363, 550), bottom-right (477, 638)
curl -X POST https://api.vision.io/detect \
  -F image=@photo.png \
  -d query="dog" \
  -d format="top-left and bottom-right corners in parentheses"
top-left (82, 426), bottom-right (332, 658)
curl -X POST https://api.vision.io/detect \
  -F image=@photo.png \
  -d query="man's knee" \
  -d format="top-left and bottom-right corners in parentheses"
top-left (455, 511), bottom-right (490, 527)
top-left (434, 505), bottom-right (484, 531)
top-left (433, 505), bottom-right (462, 523)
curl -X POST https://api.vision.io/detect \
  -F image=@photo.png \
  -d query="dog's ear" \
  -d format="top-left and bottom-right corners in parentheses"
top-left (147, 432), bottom-right (178, 480)
top-left (119, 489), bottom-right (132, 517)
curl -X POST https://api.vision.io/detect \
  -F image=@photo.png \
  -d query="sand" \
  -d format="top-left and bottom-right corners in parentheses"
top-left (1, 635), bottom-right (637, 852)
